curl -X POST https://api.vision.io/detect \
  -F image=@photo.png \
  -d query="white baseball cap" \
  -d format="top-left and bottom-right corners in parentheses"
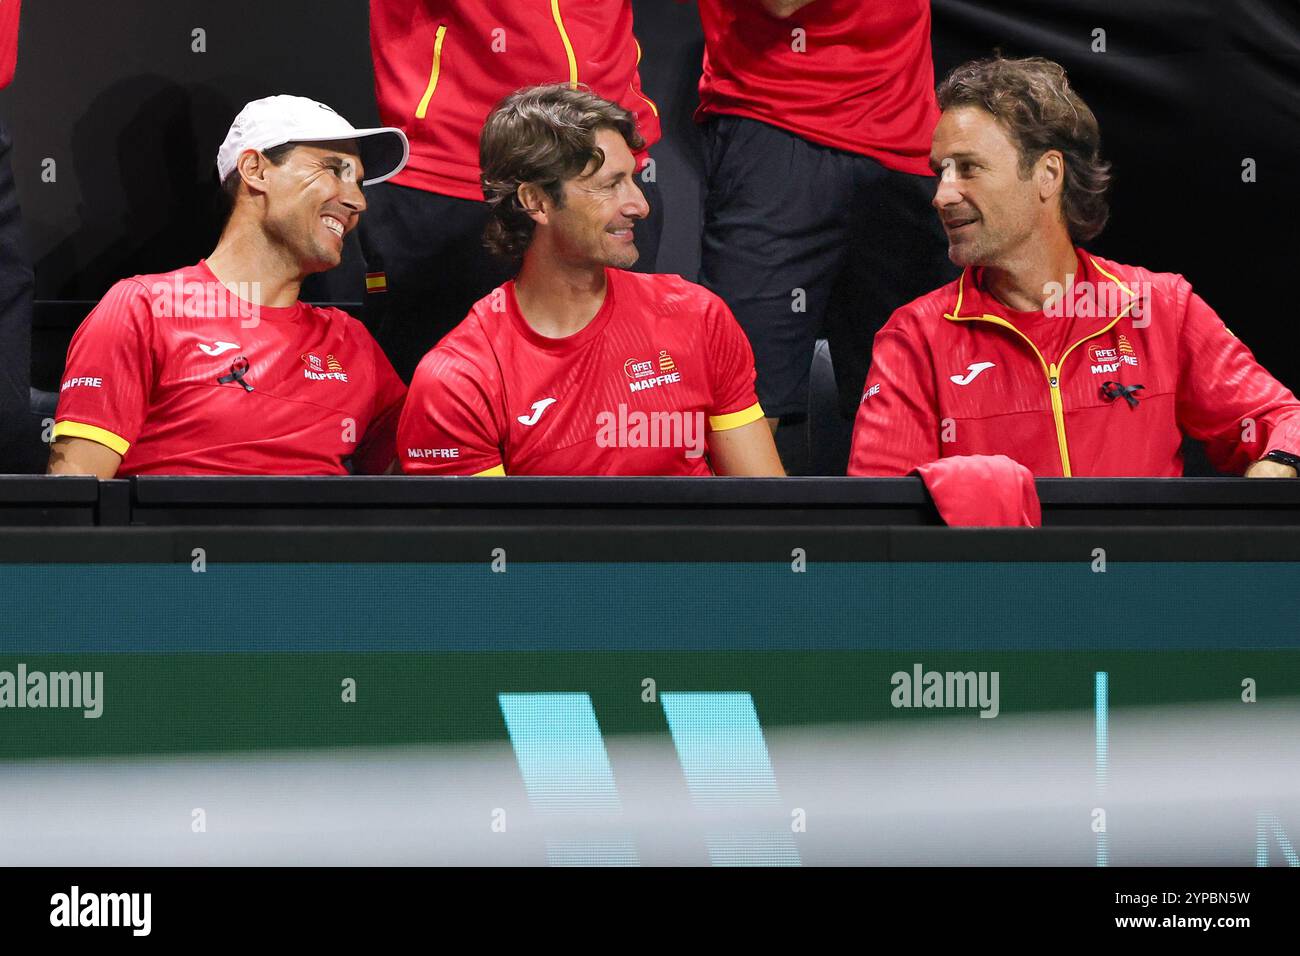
top-left (216, 94), bottom-right (410, 187)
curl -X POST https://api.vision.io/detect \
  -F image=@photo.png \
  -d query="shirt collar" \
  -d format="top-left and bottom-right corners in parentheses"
top-left (947, 248), bottom-right (1137, 325)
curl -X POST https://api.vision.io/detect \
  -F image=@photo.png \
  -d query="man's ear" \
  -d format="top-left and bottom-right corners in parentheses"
top-left (517, 182), bottom-right (550, 226)
top-left (1037, 150), bottom-right (1066, 203)
top-left (236, 148), bottom-right (274, 197)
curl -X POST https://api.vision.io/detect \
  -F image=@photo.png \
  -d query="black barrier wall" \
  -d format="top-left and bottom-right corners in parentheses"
top-left (2, 0), bottom-right (1297, 393)
top-left (5, 476), bottom-right (1300, 527)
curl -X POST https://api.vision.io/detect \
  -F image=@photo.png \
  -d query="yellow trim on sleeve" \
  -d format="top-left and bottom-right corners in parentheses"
top-left (473, 464), bottom-right (506, 477)
top-left (415, 25), bottom-right (448, 120)
top-left (709, 402), bottom-right (765, 432)
top-left (52, 420), bottom-right (130, 456)
top-left (550, 0), bottom-right (579, 88)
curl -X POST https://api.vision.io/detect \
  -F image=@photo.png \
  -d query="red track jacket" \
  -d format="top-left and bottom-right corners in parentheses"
top-left (1, 0), bottom-right (19, 90)
top-left (370, 0), bottom-right (661, 201)
top-left (849, 251), bottom-right (1300, 477)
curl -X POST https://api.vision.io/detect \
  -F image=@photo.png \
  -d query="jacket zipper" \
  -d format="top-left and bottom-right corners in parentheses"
top-left (551, 0), bottom-right (579, 88)
top-left (630, 39), bottom-right (659, 118)
top-left (1046, 362), bottom-right (1070, 475)
top-left (415, 24), bottom-right (448, 120)
top-left (944, 260), bottom-right (1140, 476)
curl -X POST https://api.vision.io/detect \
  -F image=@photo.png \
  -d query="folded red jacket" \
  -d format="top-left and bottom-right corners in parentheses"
top-left (914, 454), bottom-right (1042, 528)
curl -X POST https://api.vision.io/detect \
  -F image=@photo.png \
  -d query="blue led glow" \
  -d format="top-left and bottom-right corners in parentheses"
top-left (498, 692), bottom-right (639, 866)
top-left (1095, 671), bottom-right (1109, 868)
top-left (660, 691), bottom-right (800, 867)
top-left (1256, 811), bottom-right (1300, 867)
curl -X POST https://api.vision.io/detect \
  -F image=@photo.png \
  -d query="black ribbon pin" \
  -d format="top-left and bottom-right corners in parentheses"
top-left (1100, 381), bottom-right (1143, 408)
top-left (217, 356), bottom-right (254, 392)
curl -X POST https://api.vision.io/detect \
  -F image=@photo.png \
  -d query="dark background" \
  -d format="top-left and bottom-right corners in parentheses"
top-left (2, 0), bottom-right (1297, 396)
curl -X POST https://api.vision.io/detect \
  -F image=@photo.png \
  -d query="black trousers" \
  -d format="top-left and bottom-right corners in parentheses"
top-left (699, 114), bottom-right (956, 421)
top-left (359, 168), bottom-right (664, 383)
top-left (0, 118), bottom-right (36, 474)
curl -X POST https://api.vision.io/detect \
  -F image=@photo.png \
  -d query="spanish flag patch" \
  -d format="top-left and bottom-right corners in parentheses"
top-left (365, 272), bottom-right (388, 293)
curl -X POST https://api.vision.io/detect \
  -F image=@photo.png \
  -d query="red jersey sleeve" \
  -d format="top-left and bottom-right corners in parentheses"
top-left (1174, 288), bottom-right (1300, 473)
top-left (351, 333), bottom-right (408, 475)
top-left (0, 0), bottom-right (19, 90)
top-left (52, 279), bottom-right (158, 456)
top-left (704, 294), bottom-right (764, 432)
top-left (397, 347), bottom-right (504, 476)
top-left (848, 323), bottom-right (941, 476)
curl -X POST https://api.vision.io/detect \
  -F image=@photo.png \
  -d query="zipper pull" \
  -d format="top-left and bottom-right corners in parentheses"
top-left (1049, 363), bottom-right (1060, 389)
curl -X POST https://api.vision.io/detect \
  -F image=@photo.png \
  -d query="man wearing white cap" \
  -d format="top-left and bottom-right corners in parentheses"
top-left (48, 95), bottom-right (412, 477)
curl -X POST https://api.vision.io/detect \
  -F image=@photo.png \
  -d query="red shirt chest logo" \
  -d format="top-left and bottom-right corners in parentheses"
top-left (624, 350), bottom-right (682, 393)
top-left (1088, 335), bottom-right (1139, 375)
top-left (301, 352), bottom-right (349, 383)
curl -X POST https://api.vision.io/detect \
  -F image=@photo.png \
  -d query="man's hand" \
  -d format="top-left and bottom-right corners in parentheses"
top-left (756, 0), bottom-right (819, 20)
top-left (1245, 459), bottom-right (1297, 478)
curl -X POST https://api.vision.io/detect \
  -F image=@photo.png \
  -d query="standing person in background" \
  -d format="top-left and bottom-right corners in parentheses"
top-left (694, 0), bottom-right (954, 473)
top-left (365, 0), bottom-right (664, 381)
top-left (0, 0), bottom-right (36, 473)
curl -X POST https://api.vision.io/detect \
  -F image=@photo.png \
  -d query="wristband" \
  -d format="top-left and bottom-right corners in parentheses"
top-left (1262, 449), bottom-right (1300, 471)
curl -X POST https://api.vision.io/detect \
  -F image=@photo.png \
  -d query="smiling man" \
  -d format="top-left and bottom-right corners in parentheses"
top-left (849, 57), bottom-right (1300, 478)
top-left (398, 85), bottom-right (782, 476)
top-left (48, 95), bottom-right (411, 477)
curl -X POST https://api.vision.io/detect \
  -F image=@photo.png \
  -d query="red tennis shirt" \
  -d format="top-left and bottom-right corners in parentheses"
top-left (694, 0), bottom-right (938, 176)
top-left (53, 262), bottom-right (407, 476)
top-left (370, 0), bottom-right (662, 200)
top-left (398, 268), bottom-right (764, 476)
top-left (849, 251), bottom-right (1300, 477)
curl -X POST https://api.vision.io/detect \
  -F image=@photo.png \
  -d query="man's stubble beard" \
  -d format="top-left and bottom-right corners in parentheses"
top-left (263, 209), bottom-right (338, 275)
